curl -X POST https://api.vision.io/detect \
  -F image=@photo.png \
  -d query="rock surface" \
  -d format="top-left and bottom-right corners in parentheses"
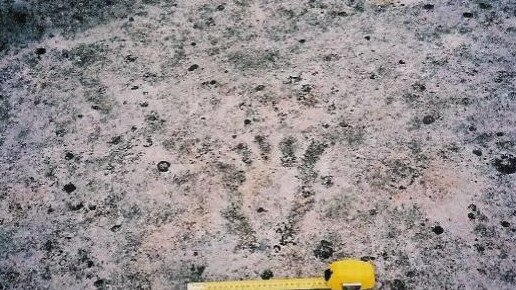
top-left (1, 0), bottom-right (515, 289)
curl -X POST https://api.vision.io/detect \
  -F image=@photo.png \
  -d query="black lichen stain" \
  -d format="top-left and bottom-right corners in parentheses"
top-left (254, 135), bottom-right (271, 160)
top-left (431, 225), bottom-right (444, 235)
top-left (69, 43), bottom-right (107, 67)
top-left (63, 183), bottom-right (77, 193)
top-left (234, 143), bottom-right (252, 165)
top-left (260, 269), bottom-right (273, 280)
top-left (157, 161), bottom-right (171, 172)
top-left (276, 222), bottom-right (297, 246)
top-left (279, 136), bottom-right (297, 167)
top-left (68, 201), bottom-right (84, 211)
top-left (390, 279), bottom-right (407, 290)
top-left (422, 115), bottom-right (435, 125)
top-left (35, 47), bottom-right (46, 55)
top-left (299, 140), bottom-right (327, 182)
top-left (492, 156), bottom-right (516, 174)
top-left (189, 265), bottom-right (206, 282)
top-left (94, 279), bottom-right (107, 289)
top-left (314, 240), bottom-right (334, 260)
top-left (222, 204), bottom-right (258, 250)
top-left (188, 64), bottom-right (199, 71)
top-left (324, 269), bottom-right (332, 281)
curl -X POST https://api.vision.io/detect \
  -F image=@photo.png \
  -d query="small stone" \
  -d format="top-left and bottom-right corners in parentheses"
top-left (422, 4), bottom-right (434, 10)
top-left (463, 12), bottom-right (473, 18)
top-left (501, 221), bottom-right (510, 228)
top-left (157, 161), bottom-right (171, 172)
top-left (255, 85), bottom-right (266, 91)
top-left (244, 119), bottom-right (252, 125)
top-left (468, 213), bottom-right (475, 220)
top-left (472, 149), bottom-right (482, 156)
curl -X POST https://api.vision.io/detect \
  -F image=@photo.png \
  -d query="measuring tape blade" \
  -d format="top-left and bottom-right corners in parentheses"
top-left (187, 259), bottom-right (375, 290)
top-left (187, 277), bottom-right (328, 290)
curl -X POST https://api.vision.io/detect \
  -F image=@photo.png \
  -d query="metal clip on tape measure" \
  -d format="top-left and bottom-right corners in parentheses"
top-left (187, 259), bottom-right (375, 290)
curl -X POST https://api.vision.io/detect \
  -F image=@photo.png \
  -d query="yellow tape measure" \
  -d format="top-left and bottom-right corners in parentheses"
top-left (187, 259), bottom-right (375, 290)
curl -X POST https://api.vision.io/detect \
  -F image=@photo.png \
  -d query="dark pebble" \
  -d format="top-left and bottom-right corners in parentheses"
top-left (63, 183), bottom-right (77, 193)
top-left (501, 221), bottom-right (510, 228)
top-left (423, 4), bottom-right (434, 10)
top-left (463, 12), bottom-right (473, 18)
top-left (468, 213), bottom-right (475, 220)
top-left (255, 85), bottom-right (266, 91)
top-left (244, 119), bottom-right (252, 125)
top-left (472, 149), bottom-right (482, 156)
top-left (157, 161), bottom-right (171, 172)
